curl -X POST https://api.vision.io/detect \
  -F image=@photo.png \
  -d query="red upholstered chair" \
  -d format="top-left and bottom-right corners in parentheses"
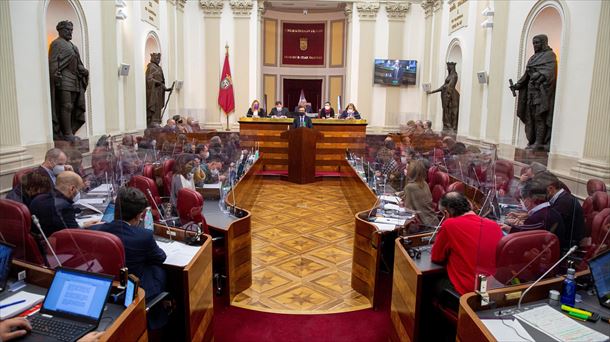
top-left (494, 230), bottom-right (559, 285)
top-left (427, 165), bottom-right (440, 189)
top-left (49, 229), bottom-right (125, 279)
top-left (12, 167), bottom-right (36, 188)
top-left (0, 199), bottom-right (46, 266)
top-left (431, 184), bottom-right (446, 210)
top-left (446, 181), bottom-right (465, 194)
top-left (430, 171), bottom-right (450, 191)
top-left (162, 159), bottom-right (175, 175)
top-left (143, 163), bottom-right (155, 180)
top-left (129, 175), bottom-right (163, 221)
top-left (494, 160), bottom-right (514, 194)
top-left (161, 159), bottom-right (175, 196)
top-left (585, 192), bottom-right (610, 237)
top-left (177, 188), bottom-right (205, 227)
top-left (580, 208), bottom-right (610, 265)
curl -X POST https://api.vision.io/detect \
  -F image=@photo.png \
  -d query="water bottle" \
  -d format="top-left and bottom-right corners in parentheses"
top-left (560, 262), bottom-right (576, 306)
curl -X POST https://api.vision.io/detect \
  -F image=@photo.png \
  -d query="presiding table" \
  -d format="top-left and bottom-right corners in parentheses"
top-left (238, 117), bottom-right (367, 172)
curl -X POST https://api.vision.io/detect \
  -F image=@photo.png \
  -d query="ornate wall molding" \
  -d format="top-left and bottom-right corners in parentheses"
top-left (199, 0), bottom-right (224, 17)
top-left (167, 0), bottom-right (176, 6)
top-left (421, 0), bottom-right (434, 19)
top-left (177, 0), bottom-right (186, 12)
top-left (356, 1), bottom-right (380, 20)
top-left (257, 0), bottom-right (265, 21)
top-left (230, 0), bottom-right (254, 17)
top-left (385, 1), bottom-right (410, 21)
top-left (344, 3), bottom-right (353, 22)
top-left (433, 0), bottom-right (442, 13)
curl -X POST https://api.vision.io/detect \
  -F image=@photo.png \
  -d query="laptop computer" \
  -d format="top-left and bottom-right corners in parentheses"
top-left (24, 267), bottom-right (113, 342)
top-left (0, 241), bottom-right (14, 292)
top-left (588, 250), bottom-right (610, 309)
top-left (101, 203), bottom-right (115, 223)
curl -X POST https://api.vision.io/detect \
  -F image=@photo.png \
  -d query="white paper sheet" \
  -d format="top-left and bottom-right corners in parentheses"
top-left (0, 291), bottom-right (44, 319)
top-left (379, 195), bottom-right (401, 204)
top-left (155, 240), bottom-right (201, 267)
top-left (375, 217), bottom-right (407, 225)
top-left (372, 222), bottom-right (397, 232)
top-left (515, 305), bottom-right (609, 342)
top-left (202, 183), bottom-right (221, 189)
top-left (482, 319), bottom-right (535, 342)
top-left (76, 198), bottom-right (106, 205)
top-left (88, 184), bottom-right (113, 194)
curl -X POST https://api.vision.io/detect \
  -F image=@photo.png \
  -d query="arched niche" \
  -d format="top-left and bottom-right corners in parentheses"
top-left (45, 0), bottom-right (90, 139)
top-left (515, 2), bottom-right (564, 148)
top-left (446, 39), bottom-right (462, 92)
top-left (144, 32), bottom-right (161, 68)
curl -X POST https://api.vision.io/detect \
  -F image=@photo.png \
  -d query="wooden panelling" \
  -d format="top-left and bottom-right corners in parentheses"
top-left (329, 75), bottom-right (343, 108)
top-left (330, 20), bottom-right (345, 67)
top-left (263, 74), bottom-right (276, 105)
top-left (263, 18), bottom-right (277, 66)
top-left (239, 119), bottom-right (367, 173)
top-left (391, 239), bottom-right (422, 342)
top-left (183, 236), bottom-right (214, 342)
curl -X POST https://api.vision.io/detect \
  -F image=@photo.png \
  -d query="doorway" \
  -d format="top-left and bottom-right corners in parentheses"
top-left (283, 78), bottom-right (323, 113)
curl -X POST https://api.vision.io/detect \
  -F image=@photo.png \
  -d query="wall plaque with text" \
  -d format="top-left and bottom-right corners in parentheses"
top-left (142, 0), bottom-right (160, 29)
top-left (449, 0), bottom-right (469, 33)
top-left (282, 23), bottom-right (325, 66)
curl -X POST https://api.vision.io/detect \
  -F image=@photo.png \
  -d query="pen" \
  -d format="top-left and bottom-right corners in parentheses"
top-left (0, 299), bottom-right (26, 309)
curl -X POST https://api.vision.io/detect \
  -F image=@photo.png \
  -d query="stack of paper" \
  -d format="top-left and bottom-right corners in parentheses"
top-left (482, 319), bottom-right (534, 342)
top-left (0, 291), bottom-right (44, 319)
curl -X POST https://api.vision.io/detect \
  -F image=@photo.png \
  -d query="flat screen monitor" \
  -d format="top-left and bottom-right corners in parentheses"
top-left (0, 242), bottom-right (14, 292)
top-left (374, 59), bottom-right (417, 86)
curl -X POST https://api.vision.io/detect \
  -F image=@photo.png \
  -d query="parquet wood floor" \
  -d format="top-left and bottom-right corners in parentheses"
top-left (231, 179), bottom-right (372, 314)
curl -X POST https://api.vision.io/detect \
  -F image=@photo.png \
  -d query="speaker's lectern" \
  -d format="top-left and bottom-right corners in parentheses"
top-left (280, 127), bottom-right (323, 184)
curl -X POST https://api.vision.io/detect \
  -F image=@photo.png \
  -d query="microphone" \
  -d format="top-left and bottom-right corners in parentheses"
top-left (367, 196), bottom-right (382, 219)
top-left (32, 215), bottom-right (62, 267)
top-left (146, 188), bottom-right (167, 222)
top-left (517, 245), bottom-right (578, 309)
top-left (426, 215), bottom-right (446, 245)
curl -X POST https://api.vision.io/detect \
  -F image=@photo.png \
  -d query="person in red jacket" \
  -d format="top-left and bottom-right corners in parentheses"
top-left (431, 191), bottom-right (504, 296)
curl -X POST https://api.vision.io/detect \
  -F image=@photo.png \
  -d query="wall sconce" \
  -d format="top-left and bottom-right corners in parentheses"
top-left (481, 19), bottom-right (493, 28)
top-left (482, 7), bottom-right (494, 17)
top-left (116, 9), bottom-right (127, 20)
top-left (116, 0), bottom-right (127, 8)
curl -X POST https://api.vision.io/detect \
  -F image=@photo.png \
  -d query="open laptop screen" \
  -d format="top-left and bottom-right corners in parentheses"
top-left (101, 203), bottom-right (115, 223)
top-left (0, 242), bottom-right (14, 292)
top-left (589, 250), bottom-right (610, 304)
top-left (41, 268), bottom-right (113, 323)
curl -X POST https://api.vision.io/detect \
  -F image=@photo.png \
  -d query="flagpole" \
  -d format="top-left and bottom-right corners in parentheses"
top-left (225, 44), bottom-right (230, 132)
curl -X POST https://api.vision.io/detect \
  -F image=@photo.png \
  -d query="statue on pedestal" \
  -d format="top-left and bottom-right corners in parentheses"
top-left (49, 20), bottom-right (88, 141)
top-left (427, 62), bottom-right (460, 132)
top-left (510, 34), bottom-right (557, 151)
top-left (146, 53), bottom-right (173, 127)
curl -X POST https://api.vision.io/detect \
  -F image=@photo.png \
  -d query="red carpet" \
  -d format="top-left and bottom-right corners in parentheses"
top-left (213, 272), bottom-right (393, 342)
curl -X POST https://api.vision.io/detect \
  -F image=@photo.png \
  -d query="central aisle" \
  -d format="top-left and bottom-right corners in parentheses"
top-left (231, 178), bottom-right (371, 313)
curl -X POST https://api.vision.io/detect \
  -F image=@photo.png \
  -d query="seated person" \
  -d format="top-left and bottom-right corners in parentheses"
top-left (318, 101), bottom-right (335, 118)
top-left (6, 169), bottom-right (53, 207)
top-left (175, 116), bottom-right (189, 133)
top-left (269, 101), bottom-right (289, 118)
top-left (292, 106), bottom-right (313, 128)
top-left (293, 99), bottom-right (312, 113)
top-left (118, 135), bottom-right (142, 182)
top-left (93, 187), bottom-right (168, 330)
top-left (0, 317), bottom-right (102, 342)
top-left (547, 179), bottom-right (585, 249)
top-left (186, 117), bottom-right (201, 132)
top-left (502, 180), bottom-right (568, 251)
top-left (199, 157), bottom-right (226, 185)
top-left (195, 144), bottom-right (209, 163)
top-left (246, 99), bottom-right (266, 117)
top-left (431, 192), bottom-right (503, 297)
top-left (30, 171), bottom-right (99, 236)
top-left (163, 118), bottom-right (177, 132)
top-left (423, 120), bottom-right (433, 134)
top-left (339, 103), bottom-right (361, 119)
top-left (170, 154), bottom-right (196, 207)
top-left (402, 160), bottom-right (439, 228)
top-left (377, 149), bottom-right (402, 193)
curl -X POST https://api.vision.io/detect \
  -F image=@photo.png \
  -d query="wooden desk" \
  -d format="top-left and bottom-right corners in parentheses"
top-left (8, 260), bottom-right (148, 342)
top-left (239, 117), bottom-right (367, 172)
top-left (152, 227), bottom-right (214, 342)
top-left (390, 235), bottom-right (446, 342)
top-left (457, 271), bottom-right (607, 342)
top-left (202, 157), bottom-right (263, 304)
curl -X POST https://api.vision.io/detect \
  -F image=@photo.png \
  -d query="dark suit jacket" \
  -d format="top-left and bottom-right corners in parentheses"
top-left (8, 166), bottom-right (54, 206)
top-left (292, 114), bottom-right (313, 129)
top-left (339, 110), bottom-right (361, 119)
top-left (550, 191), bottom-right (585, 248)
top-left (269, 107), bottom-right (289, 117)
top-left (29, 190), bottom-right (79, 237)
top-left (510, 206), bottom-right (569, 252)
top-left (94, 221), bottom-right (167, 299)
top-left (294, 105), bottom-right (312, 113)
top-left (246, 108), bottom-right (267, 117)
top-left (318, 108), bottom-right (335, 118)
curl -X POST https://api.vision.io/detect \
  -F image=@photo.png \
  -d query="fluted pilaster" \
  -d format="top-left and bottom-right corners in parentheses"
top-left (200, 0), bottom-right (224, 17)
top-left (0, 1), bottom-right (20, 148)
top-left (385, 1), bottom-right (410, 21)
top-left (576, 0), bottom-right (610, 181)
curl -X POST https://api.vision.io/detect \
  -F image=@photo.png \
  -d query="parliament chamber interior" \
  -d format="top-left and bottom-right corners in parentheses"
top-left (0, 0), bottom-right (609, 341)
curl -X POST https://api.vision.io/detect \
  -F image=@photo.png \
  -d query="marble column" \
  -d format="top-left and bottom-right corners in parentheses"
top-left (0, 1), bottom-right (31, 167)
top-left (121, 0), bottom-right (136, 131)
top-left (166, 0), bottom-right (177, 116)
top-left (102, 0), bottom-right (119, 133)
top-left (200, 0), bottom-right (223, 129)
top-left (356, 1), bottom-right (379, 127)
top-left (344, 3), bottom-right (354, 101)
top-left (384, 2), bottom-right (410, 129)
top-left (230, 0), bottom-right (254, 130)
top-left (575, 0), bottom-right (610, 182)
top-left (420, 0), bottom-right (434, 125)
top-left (424, 0), bottom-right (443, 130)
top-left (466, 0), bottom-right (489, 140)
top-left (176, 0), bottom-right (186, 110)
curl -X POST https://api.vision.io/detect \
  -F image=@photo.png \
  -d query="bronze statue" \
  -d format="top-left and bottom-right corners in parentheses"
top-left (146, 53), bottom-right (173, 127)
top-left (510, 34), bottom-right (557, 151)
top-left (49, 20), bottom-right (88, 141)
top-left (427, 62), bottom-right (460, 132)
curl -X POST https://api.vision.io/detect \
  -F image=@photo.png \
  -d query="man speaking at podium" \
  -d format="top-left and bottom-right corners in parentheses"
top-left (292, 106), bottom-right (313, 129)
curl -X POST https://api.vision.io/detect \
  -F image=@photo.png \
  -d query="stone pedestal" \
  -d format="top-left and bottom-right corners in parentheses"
top-left (514, 148), bottom-right (548, 166)
top-left (54, 138), bottom-right (90, 154)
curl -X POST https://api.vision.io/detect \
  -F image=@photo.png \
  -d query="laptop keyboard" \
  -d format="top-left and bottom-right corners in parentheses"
top-left (28, 314), bottom-right (92, 342)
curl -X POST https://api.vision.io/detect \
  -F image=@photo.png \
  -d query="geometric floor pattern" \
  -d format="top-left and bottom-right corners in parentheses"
top-left (231, 178), bottom-right (372, 314)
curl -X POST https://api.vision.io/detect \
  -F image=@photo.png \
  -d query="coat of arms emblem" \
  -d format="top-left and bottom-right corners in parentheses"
top-left (299, 37), bottom-right (308, 51)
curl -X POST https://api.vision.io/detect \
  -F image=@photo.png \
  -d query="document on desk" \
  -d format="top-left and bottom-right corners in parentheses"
top-left (375, 217), bottom-right (407, 226)
top-left (482, 319), bottom-right (534, 342)
top-left (155, 240), bottom-right (200, 267)
top-left (379, 195), bottom-right (401, 204)
top-left (515, 304), bottom-right (609, 342)
top-left (88, 184), bottom-right (113, 194)
top-left (372, 222), bottom-right (396, 232)
top-left (76, 198), bottom-right (106, 205)
top-left (202, 183), bottom-right (221, 189)
top-left (0, 291), bottom-right (44, 319)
